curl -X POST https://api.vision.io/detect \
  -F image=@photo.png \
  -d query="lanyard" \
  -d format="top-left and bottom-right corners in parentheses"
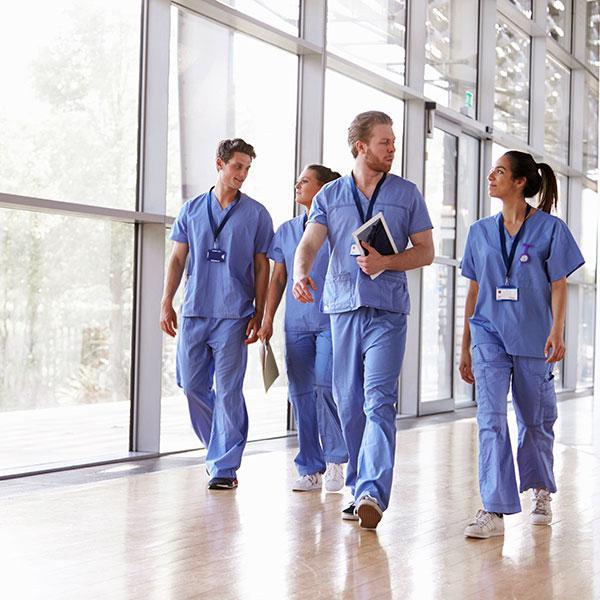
top-left (207, 187), bottom-right (241, 243)
top-left (350, 172), bottom-right (387, 223)
top-left (498, 204), bottom-right (531, 284)
top-left (302, 213), bottom-right (307, 230)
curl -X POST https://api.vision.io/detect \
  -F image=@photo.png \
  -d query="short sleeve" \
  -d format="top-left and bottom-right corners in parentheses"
top-left (307, 187), bottom-right (328, 226)
top-left (408, 185), bottom-right (433, 235)
top-left (170, 201), bottom-right (190, 243)
top-left (254, 207), bottom-right (274, 254)
top-left (267, 225), bottom-right (285, 263)
top-left (546, 219), bottom-right (585, 281)
top-left (460, 227), bottom-right (478, 281)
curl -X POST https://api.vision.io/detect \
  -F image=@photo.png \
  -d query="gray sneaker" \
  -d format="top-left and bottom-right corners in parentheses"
top-left (530, 489), bottom-right (552, 525)
top-left (464, 509), bottom-right (504, 539)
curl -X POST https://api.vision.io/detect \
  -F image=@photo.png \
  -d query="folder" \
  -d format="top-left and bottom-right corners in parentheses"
top-left (352, 211), bottom-right (398, 280)
top-left (259, 341), bottom-right (279, 393)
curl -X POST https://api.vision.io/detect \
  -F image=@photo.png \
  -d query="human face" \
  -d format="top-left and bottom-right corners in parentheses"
top-left (217, 151), bottom-right (252, 191)
top-left (295, 168), bottom-right (322, 209)
top-left (488, 155), bottom-right (525, 200)
top-left (359, 123), bottom-right (396, 173)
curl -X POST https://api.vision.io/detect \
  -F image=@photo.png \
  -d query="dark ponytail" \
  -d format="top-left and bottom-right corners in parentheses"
top-left (503, 151), bottom-right (558, 213)
top-left (306, 164), bottom-right (342, 186)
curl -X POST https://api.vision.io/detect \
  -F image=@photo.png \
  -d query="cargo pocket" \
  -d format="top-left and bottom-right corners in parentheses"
top-left (323, 272), bottom-right (353, 312)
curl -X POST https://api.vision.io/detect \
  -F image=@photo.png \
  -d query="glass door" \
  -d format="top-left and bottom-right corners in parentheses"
top-left (419, 121), bottom-right (479, 415)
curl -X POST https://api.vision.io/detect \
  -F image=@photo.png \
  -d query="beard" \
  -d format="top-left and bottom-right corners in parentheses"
top-left (365, 148), bottom-right (393, 173)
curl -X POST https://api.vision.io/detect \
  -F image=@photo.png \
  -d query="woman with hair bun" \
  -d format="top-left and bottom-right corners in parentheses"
top-left (258, 165), bottom-right (348, 493)
top-left (459, 150), bottom-right (584, 539)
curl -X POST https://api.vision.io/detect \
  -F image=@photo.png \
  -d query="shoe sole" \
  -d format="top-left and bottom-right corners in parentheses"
top-left (531, 519), bottom-right (552, 526)
top-left (208, 484), bottom-right (237, 490)
top-left (324, 483), bottom-right (344, 492)
top-left (291, 487), bottom-right (322, 492)
top-left (357, 503), bottom-right (382, 529)
top-left (464, 530), bottom-right (504, 539)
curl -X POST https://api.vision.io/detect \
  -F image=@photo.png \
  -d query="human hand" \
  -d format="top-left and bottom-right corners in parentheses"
top-left (160, 302), bottom-right (178, 337)
top-left (544, 330), bottom-right (565, 363)
top-left (292, 276), bottom-right (317, 304)
top-left (356, 241), bottom-right (388, 276)
top-left (245, 315), bottom-right (261, 345)
top-left (459, 348), bottom-right (475, 384)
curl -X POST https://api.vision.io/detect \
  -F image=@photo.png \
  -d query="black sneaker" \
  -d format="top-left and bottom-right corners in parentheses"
top-left (342, 502), bottom-right (358, 521)
top-left (208, 477), bottom-right (238, 490)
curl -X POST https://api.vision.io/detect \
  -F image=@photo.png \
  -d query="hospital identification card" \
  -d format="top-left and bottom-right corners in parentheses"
top-left (496, 286), bottom-right (519, 301)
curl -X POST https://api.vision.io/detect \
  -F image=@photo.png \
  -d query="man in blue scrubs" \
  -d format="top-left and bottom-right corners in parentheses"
top-left (293, 112), bottom-right (434, 528)
top-left (160, 138), bottom-right (273, 490)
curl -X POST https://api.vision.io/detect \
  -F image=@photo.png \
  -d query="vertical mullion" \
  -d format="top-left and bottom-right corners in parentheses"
top-left (131, 0), bottom-right (171, 452)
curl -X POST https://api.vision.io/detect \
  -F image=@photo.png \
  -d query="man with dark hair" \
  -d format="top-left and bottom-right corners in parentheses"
top-left (293, 111), bottom-right (434, 528)
top-left (160, 138), bottom-right (273, 490)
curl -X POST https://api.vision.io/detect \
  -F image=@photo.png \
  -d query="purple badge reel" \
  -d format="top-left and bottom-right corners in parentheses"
top-left (520, 243), bottom-right (533, 263)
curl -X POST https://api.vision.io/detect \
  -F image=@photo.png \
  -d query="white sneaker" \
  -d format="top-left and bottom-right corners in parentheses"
top-left (292, 472), bottom-right (322, 492)
top-left (530, 489), bottom-right (552, 525)
top-left (464, 510), bottom-right (505, 539)
top-left (356, 495), bottom-right (383, 529)
top-left (323, 463), bottom-right (345, 492)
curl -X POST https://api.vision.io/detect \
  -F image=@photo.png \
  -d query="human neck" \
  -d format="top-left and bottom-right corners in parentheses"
top-left (352, 161), bottom-right (385, 196)
top-left (214, 179), bottom-right (238, 208)
top-left (501, 196), bottom-right (529, 224)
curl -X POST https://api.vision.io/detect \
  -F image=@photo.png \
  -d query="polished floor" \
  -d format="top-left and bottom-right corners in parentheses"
top-left (2, 396), bottom-right (599, 599)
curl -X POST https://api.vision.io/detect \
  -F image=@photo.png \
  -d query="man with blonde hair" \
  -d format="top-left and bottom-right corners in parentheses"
top-left (293, 111), bottom-right (434, 528)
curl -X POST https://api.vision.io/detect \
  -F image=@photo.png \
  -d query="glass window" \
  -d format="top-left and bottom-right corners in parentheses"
top-left (0, 1), bottom-right (141, 210)
top-left (576, 285), bottom-right (596, 388)
top-left (327, 0), bottom-right (407, 85)
top-left (583, 75), bottom-right (599, 182)
top-left (162, 8), bottom-right (296, 452)
top-left (323, 70), bottom-right (404, 176)
top-left (425, 129), bottom-right (458, 258)
top-left (0, 208), bottom-right (133, 473)
top-left (508, 0), bottom-right (533, 18)
top-left (586, 0), bottom-right (600, 71)
top-left (547, 0), bottom-right (571, 49)
top-left (214, 1), bottom-right (299, 35)
top-left (421, 264), bottom-right (455, 403)
top-left (425, 0), bottom-right (478, 116)
top-left (166, 9), bottom-right (298, 228)
top-left (544, 55), bottom-right (571, 165)
top-left (494, 20), bottom-right (531, 142)
top-left (580, 187), bottom-right (599, 285)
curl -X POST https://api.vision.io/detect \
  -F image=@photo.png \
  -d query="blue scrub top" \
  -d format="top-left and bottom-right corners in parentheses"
top-left (308, 174), bottom-right (433, 314)
top-left (460, 209), bottom-right (584, 357)
top-left (170, 192), bottom-right (274, 319)
top-left (268, 214), bottom-right (330, 332)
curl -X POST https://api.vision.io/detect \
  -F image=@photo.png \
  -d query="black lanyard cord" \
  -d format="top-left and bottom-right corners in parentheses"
top-left (498, 204), bottom-right (532, 283)
top-left (207, 187), bottom-right (241, 243)
top-left (350, 172), bottom-right (387, 224)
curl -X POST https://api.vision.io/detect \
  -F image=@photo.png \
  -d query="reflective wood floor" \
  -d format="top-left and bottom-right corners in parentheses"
top-left (2, 396), bottom-right (599, 599)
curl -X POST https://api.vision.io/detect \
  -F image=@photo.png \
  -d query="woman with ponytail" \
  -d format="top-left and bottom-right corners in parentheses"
top-left (459, 150), bottom-right (584, 539)
top-left (258, 165), bottom-right (348, 493)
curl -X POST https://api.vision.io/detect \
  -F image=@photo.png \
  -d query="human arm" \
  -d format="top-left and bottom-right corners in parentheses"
top-left (160, 242), bottom-right (189, 337)
top-left (246, 252), bottom-right (270, 344)
top-left (458, 279), bottom-right (479, 384)
top-left (356, 229), bottom-right (435, 276)
top-left (257, 262), bottom-right (287, 342)
top-left (544, 277), bottom-right (567, 363)
top-left (292, 222), bottom-right (328, 304)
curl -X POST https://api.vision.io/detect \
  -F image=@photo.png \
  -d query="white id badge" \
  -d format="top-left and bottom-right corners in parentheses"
top-left (350, 243), bottom-right (361, 256)
top-left (496, 286), bottom-right (519, 301)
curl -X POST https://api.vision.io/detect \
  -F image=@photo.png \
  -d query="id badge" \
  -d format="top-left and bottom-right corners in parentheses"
top-left (206, 248), bottom-right (226, 263)
top-left (496, 286), bottom-right (518, 301)
top-left (350, 243), bottom-right (361, 256)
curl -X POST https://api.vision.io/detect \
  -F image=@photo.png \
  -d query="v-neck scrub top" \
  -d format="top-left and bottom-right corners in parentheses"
top-left (460, 209), bottom-right (584, 358)
top-left (268, 214), bottom-right (330, 332)
top-left (170, 192), bottom-right (274, 319)
top-left (308, 174), bottom-right (433, 315)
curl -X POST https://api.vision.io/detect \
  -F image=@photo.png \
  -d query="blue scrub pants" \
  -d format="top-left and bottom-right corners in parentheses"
top-left (472, 342), bottom-right (558, 514)
top-left (176, 317), bottom-right (249, 479)
top-left (330, 307), bottom-right (407, 511)
top-left (285, 328), bottom-right (347, 476)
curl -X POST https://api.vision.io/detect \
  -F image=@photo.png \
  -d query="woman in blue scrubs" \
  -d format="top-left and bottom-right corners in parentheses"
top-left (258, 165), bottom-right (348, 492)
top-left (459, 150), bottom-right (584, 538)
